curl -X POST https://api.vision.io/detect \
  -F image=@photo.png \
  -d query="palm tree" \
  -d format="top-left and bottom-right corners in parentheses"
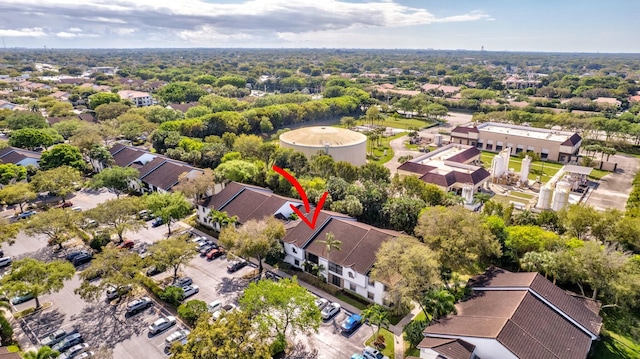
top-left (208, 210), bottom-right (238, 230)
top-left (318, 231), bottom-right (342, 283)
top-left (24, 346), bottom-right (60, 359)
top-left (361, 304), bottom-right (390, 337)
top-left (421, 287), bottom-right (457, 323)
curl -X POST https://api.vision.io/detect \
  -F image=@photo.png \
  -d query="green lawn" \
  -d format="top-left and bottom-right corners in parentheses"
top-left (592, 331), bottom-right (640, 359)
top-left (510, 191), bottom-right (534, 200)
top-left (491, 194), bottom-right (528, 206)
top-left (365, 328), bottom-right (395, 359)
top-left (368, 132), bottom-right (407, 165)
top-left (589, 169), bottom-right (610, 180)
top-left (358, 117), bottom-right (435, 130)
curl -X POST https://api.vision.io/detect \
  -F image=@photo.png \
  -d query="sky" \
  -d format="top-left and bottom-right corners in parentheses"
top-left (0, 0), bottom-right (638, 53)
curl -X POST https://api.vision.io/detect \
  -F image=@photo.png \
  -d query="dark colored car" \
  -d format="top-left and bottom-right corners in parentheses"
top-left (341, 313), bottom-right (363, 334)
top-left (206, 247), bottom-right (225, 260)
top-left (151, 217), bottom-right (164, 228)
top-left (226, 259), bottom-right (247, 273)
top-left (72, 253), bottom-right (93, 267)
top-left (198, 244), bottom-right (215, 256)
top-left (17, 210), bottom-right (36, 220)
top-left (65, 250), bottom-right (89, 262)
top-left (146, 265), bottom-right (167, 276)
top-left (60, 201), bottom-right (73, 208)
top-left (117, 239), bottom-right (135, 249)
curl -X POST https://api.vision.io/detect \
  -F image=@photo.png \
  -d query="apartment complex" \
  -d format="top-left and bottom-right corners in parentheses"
top-left (451, 122), bottom-right (582, 163)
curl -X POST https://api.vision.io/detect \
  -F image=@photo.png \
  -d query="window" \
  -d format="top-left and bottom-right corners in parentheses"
top-left (515, 146), bottom-right (523, 154)
top-left (307, 253), bottom-right (319, 264)
top-left (476, 141), bottom-right (483, 149)
top-left (367, 292), bottom-right (374, 300)
top-left (328, 262), bottom-right (343, 276)
top-left (292, 247), bottom-right (297, 254)
top-left (349, 283), bottom-right (356, 291)
top-left (485, 143), bottom-right (493, 150)
top-left (348, 272), bottom-right (354, 279)
top-left (367, 277), bottom-right (374, 287)
top-left (331, 275), bottom-right (342, 287)
top-left (294, 259), bottom-right (299, 266)
top-left (495, 141), bottom-right (503, 151)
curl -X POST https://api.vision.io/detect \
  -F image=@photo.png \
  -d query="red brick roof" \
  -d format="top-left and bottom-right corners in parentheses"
top-left (451, 126), bottom-right (479, 135)
top-left (418, 337), bottom-right (475, 359)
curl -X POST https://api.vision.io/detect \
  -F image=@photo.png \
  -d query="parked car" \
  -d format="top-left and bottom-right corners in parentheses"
top-left (59, 343), bottom-right (89, 359)
top-left (198, 244), bottom-right (215, 256)
top-left (59, 201), bottom-right (73, 208)
top-left (362, 346), bottom-right (389, 359)
top-left (320, 302), bottom-right (341, 320)
top-left (81, 219), bottom-right (98, 229)
top-left (52, 333), bottom-right (83, 353)
top-left (172, 277), bottom-right (193, 288)
top-left (151, 217), bottom-right (164, 228)
top-left (145, 264), bottom-right (167, 276)
top-left (71, 207), bottom-right (82, 212)
top-left (11, 292), bottom-right (34, 305)
top-left (0, 256), bottom-right (11, 268)
top-left (207, 300), bottom-right (222, 314)
top-left (264, 271), bottom-right (280, 281)
top-left (148, 316), bottom-right (177, 335)
top-left (17, 210), bottom-right (36, 220)
top-left (226, 259), bottom-right (247, 273)
top-left (206, 247), bottom-right (225, 260)
top-left (212, 303), bottom-right (237, 321)
top-left (191, 236), bottom-right (207, 244)
top-left (72, 253), bottom-right (92, 267)
top-left (75, 352), bottom-right (94, 359)
top-left (126, 297), bottom-right (153, 315)
top-left (138, 210), bottom-right (155, 220)
top-left (314, 298), bottom-right (329, 311)
top-left (165, 329), bottom-right (190, 349)
top-left (65, 250), bottom-right (89, 262)
top-left (351, 355), bottom-right (365, 359)
top-left (181, 285), bottom-right (199, 299)
top-left (40, 328), bottom-right (78, 347)
top-left (341, 313), bottom-right (362, 334)
top-left (117, 239), bottom-right (135, 249)
top-left (106, 285), bottom-right (131, 300)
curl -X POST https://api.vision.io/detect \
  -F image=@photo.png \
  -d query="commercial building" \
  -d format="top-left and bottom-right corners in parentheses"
top-left (117, 90), bottom-right (153, 107)
top-left (451, 122), bottom-right (582, 163)
top-left (397, 144), bottom-right (490, 193)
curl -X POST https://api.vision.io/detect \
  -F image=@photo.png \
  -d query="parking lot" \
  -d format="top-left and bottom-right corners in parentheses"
top-left (2, 189), bottom-right (373, 358)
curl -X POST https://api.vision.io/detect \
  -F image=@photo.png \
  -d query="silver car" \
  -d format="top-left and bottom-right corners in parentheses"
top-left (148, 316), bottom-right (177, 335)
top-left (165, 329), bottom-right (190, 348)
top-left (320, 302), bottom-right (341, 320)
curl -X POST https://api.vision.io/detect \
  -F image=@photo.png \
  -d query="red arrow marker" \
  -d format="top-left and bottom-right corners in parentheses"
top-left (272, 165), bottom-right (328, 230)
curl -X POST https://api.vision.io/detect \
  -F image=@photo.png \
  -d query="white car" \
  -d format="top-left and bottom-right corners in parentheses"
top-left (148, 316), bottom-right (177, 335)
top-left (173, 277), bottom-right (193, 288)
top-left (191, 236), bottom-right (207, 244)
top-left (0, 256), bottom-right (12, 268)
top-left (165, 329), bottom-right (190, 348)
top-left (59, 343), bottom-right (89, 359)
top-left (212, 303), bottom-right (237, 321)
top-left (207, 299), bottom-right (222, 313)
top-left (320, 302), bottom-right (341, 320)
top-left (314, 297), bottom-right (329, 311)
top-left (75, 352), bottom-right (94, 359)
top-left (363, 346), bottom-right (389, 359)
top-left (181, 285), bottom-right (199, 299)
top-left (126, 297), bottom-right (153, 315)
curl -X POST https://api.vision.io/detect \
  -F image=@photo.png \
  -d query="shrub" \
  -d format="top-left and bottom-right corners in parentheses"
top-left (270, 334), bottom-right (286, 356)
top-left (161, 286), bottom-right (184, 308)
top-left (0, 315), bottom-right (14, 344)
top-left (403, 320), bottom-right (428, 349)
top-left (177, 300), bottom-right (207, 326)
top-left (137, 274), bottom-right (163, 297)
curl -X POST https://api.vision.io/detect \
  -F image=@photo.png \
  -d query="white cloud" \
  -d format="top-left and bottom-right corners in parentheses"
top-left (0, 27), bottom-right (47, 37)
top-left (56, 31), bottom-right (77, 38)
top-left (68, 27), bottom-right (83, 32)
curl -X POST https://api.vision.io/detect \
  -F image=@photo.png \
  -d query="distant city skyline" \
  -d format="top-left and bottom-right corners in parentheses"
top-left (0, 0), bottom-right (638, 53)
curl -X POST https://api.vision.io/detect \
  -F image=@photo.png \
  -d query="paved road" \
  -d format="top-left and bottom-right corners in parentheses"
top-left (586, 153), bottom-right (640, 211)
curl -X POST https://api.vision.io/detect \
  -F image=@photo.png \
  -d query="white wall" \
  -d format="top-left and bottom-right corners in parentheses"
top-left (283, 242), bottom-right (306, 268)
top-left (422, 335), bottom-right (516, 359)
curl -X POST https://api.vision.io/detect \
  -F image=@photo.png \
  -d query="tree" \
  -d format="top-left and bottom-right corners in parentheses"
top-left (359, 162), bottom-right (390, 183)
top-left (382, 197), bottom-right (426, 234)
top-left (0, 182), bottom-right (36, 212)
top-left (75, 247), bottom-right (142, 303)
top-left (39, 144), bottom-right (86, 171)
top-left (23, 208), bottom-right (82, 250)
top-left (232, 134), bottom-right (263, 160)
top-left (24, 346), bottom-right (60, 359)
top-left (318, 231), bottom-right (341, 281)
top-left (559, 204), bottom-right (599, 240)
top-left (0, 163), bottom-right (27, 185)
top-left (52, 119), bottom-right (88, 140)
top-left (219, 216), bottom-right (285, 274)
top-left (415, 206), bottom-right (502, 275)
top-left (84, 197), bottom-right (146, 242)
top-left (404, 320), bottom-right (428, 350)
top-left (172, 310), bottom-right (271, 359)
top-left (157, 82), bottom-right (206, 103)
top-left (208, 210), bottom-right (238, 229)
top-left (421, 287), bottom-right (457, 322)
top-left (329, 195), bottom-right (363, 217)
top-left (173, 168), bottom-right (217, 204)
top-left (177, 300), bottom-right (208, 326)
top-left (48, 102), bottom-right (74, 117)
top-left (240, 277), bottom-right (321, 343)
top-left (424, 103), bottom-right (448, 121)
top-left (147, 236), bottom-right (196, 282)
top-left (89, 166), bottom-right (139, 198)
top-left (30, 166), bottom-right (82, 202)
top-left (95, 102), bottom-right (130, 121)
top-left (6, 111), bottom-right (47, 130)
top-left (0, 218), bottom-right (21, 245)
top-left (505, 225), bottom-right (562, 260)
top-left (88, 92), bottom-right (121, 110)
top-left (214, 160), bottom-right (261, 184)
top-left (361, 304), bottom-right (390, 337)
top-left (145, 192), bottom-right (192, 236)
top-left (8, 128), bottom-right (54, 150)
top-left (370, 236), bottom-right (441, 314)
top-left (0, 258), bottom-right (75, 308)
top-left (340, 116), bottom-right (356, 128)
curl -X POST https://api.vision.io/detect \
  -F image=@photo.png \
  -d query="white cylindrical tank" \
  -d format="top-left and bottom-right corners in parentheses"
top-left (537, 186), bottom-right (552, 209)
top-left (551, 189), bottom-right (569, 211)
top-left (521, 155), bottom-right (532, 183)
top-left (462, 185), bottom-right (474, 205)
top-left (556, 181), bottom-right (571, 193)
top-left (491, 155), bottom-right (505, 178)
top-left (502, 148), bottom-right (511, 170)
top-left (434, 134), bottom-right (443, 146)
